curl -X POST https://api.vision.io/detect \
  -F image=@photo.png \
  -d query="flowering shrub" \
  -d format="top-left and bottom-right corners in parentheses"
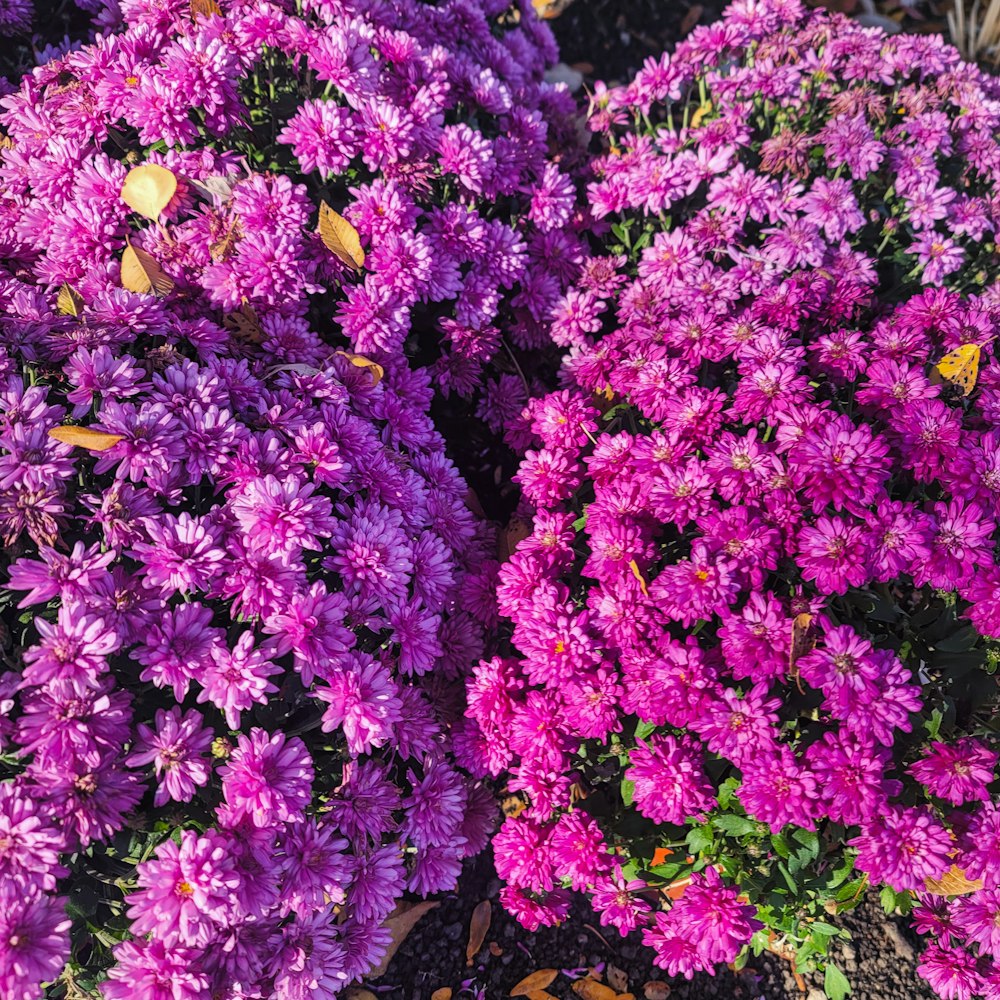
top-left (0, 0), bottom-right (584, 994)
top-left (468, 1), bottom-right (1000, 995)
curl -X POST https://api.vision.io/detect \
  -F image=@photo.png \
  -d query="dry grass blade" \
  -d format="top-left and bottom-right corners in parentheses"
top-left (949, 0), bottom-right (1000, 63)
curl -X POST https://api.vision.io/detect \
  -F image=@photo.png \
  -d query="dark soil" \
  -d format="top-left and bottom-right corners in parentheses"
top-left (546, 0), bottom-right (723, 84)
top-left (376, 849), bottom-right (937, 1000)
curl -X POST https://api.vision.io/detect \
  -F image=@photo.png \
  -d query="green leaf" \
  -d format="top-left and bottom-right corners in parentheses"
top-left (687, 826), bottom-right (714, 854)
top-left (824, 963), bottom-right (851, 1000)
top-left (713, 814), bottom-right (758, 837)
top-left (880, 885), bottom-right (898, 912)
top-left (620, 778), bottom-right (635, 808)
top-left (810, 921), bottom-right (841, 938)
top-left (634, 720), bottom-right (656, 741)
top-left (792, 827), bottom-right (820, 858)
top-left (717, 776), bottom-right (740, 810)
top-left (770, 833), bottom-right (791, 858)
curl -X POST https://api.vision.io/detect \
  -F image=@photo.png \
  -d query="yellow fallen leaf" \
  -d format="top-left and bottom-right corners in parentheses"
top-left (120, 163), bottom-right (177, 220)
top-left (318, 201), bottom-right (364, 271)
top-left (56, 283), bottom-right (84, 317)
top-left (931, 343), bottom-right (982, 397)
top-left (466, 900), bottom-right (491, 966)
top-left (344, 991), bottom-right (378, 1000)
top-left (573, 981), bottom-right (619, 1000)
top-left (925, 865), bottom-right (984, 896)
top-left (121, 243), bottom-right (174, 296)
top-left (48, 426), bottom-right (124, 451)
top-left (335, 350), bottom-right (383, 385)
top-left (510, 970), bottom-right (559, 997)
top-left (431, 990), bottom-right (453, 1000)
top-left (367, 900), bottom-right (438, 978)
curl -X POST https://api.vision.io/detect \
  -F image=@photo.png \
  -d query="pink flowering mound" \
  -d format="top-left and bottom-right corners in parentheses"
top-left (468, 1), bottom-right (1000, 995)
top-left (0, 0), bottom-right (581, 995)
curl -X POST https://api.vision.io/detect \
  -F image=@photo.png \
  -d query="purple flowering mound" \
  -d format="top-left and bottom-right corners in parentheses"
top-left (0, 0), bottom-right (586, 995)
top-left (467, 1), bottom-right (1000, 995)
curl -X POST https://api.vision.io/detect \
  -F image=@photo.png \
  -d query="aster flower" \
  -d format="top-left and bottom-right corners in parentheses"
top-left (219, 729), bottom-right (314, 829)
top-left (196, 631), bottom-right (282, 730)
top-left (850, 806), bottom-right (952, 892)
top-left (627, 734), bottom-right (716, 826)
top-left (0, 886), bottom-right (71, 1000)
top-left (127, 708), bottom-right (214, 806)
top-left (127, 829), bottom-right (240, 947)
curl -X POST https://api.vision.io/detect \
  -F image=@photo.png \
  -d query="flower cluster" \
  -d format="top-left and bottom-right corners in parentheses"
top-left (468, 0), bottom-right (1000, 992)
top-left (0, 0), bottom-right (582, 993)
top-left (0, 0), bottom-right (587, 402)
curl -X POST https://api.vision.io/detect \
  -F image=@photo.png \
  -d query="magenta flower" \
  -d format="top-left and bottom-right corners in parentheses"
top-left (127, 830), bottom-right (240, 946)
top-left (127, 708), bottom-right (213, 806)
top-left (196, 631), bottom-right (282, 730)
top-left (314, 652), bottom-right (403, 755)
top-left (219, 729), bottom-right (313, 829)
top-left (627, 734), bottom-right (716, 826)
top-left (0, 886), bottom-right (70, 1000)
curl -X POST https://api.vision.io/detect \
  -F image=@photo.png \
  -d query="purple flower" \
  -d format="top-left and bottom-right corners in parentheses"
top-left (0, 886), bottom-right (70, 1000)
top-left (219, 729), bottom-right (313, 829)
top-left (127, 829), bottom-right (240, 947)
top-left (127, 708), bottom-right (213, 806)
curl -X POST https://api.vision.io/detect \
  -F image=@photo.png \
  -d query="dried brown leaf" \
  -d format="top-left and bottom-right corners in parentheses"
top-left (368, 900), bottom-right (439, 978)
top-left (510, 970), bottom-right (559, 996)
top-left (498, 516), bottom-right (532, 562)
top-left (607, 965), bottom-right (629, 993)
top-left (223, 302), bottom-right (264, 345)
top-left (190, 0), bottom-right (222, 17)
top-left (642, 985), bottom-right (671, 1000)
top-left (120, 163), bottom-right (177, 220)
top-left (344, 991), bottom-right (378, 1000)
top-left (501, 793), bottom-right (528, 819)
top-left (679, 3), bottom-right (703, 35)
top-left (466, 900), bottom-right (492, 966)
top-left (121, 243), bottom-right (174, 296)
top-left (431, 990), bottom-right (453, 1000)
top-left (788, 612), bottom-right (816, 678)
top-left (573, 981), bottom-right (619, 1000)
top-left (48, 426), bottom-right (124, 451)
top-left (489, 942), bottom-right (503, 957)
top-left (318, 201), bottom-right (364, 271)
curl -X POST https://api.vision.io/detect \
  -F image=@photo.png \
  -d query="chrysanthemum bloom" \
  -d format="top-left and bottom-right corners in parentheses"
top-left (219, 729), bottom-right (314, 829)
top-left (314, 652), bottom-right (404, 755)
top-left (127, 707), bottom-right (213, 806)
top-left (850, 806), bottom-right (952, 891)
top-left (644, 868), bottom-right (762, 977)
top-left (0, 886), bottom-right (71, 1000)
top-left (493, 816), bottom-right (554, 895)
top-left (627, 734), bottom-right (716, 826)
top-left (738, 747), bottom-right (819, 833)
top-left (127, 830), bottom-right (240, 947)
top-left (197, 631), bottom-right (282, 730)
top-left (101, 938), bottom-right (210, 1000)
top-left (910, 738), bottom-right (998, 806)
top-left (916, 943), bottom-right (984, 1000)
